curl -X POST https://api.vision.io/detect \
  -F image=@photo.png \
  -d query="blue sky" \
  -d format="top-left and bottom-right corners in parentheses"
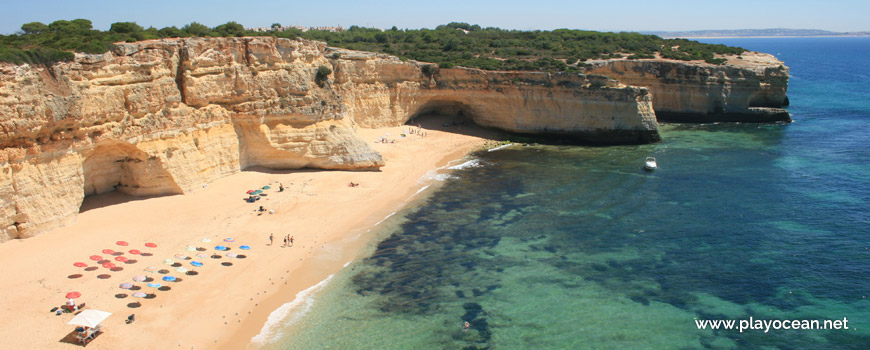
top-left (1, 0), bottom-right (867, 35)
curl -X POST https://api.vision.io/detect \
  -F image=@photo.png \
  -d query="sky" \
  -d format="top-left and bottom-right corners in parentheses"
top-left (1, 0), bottom-right (868, 35)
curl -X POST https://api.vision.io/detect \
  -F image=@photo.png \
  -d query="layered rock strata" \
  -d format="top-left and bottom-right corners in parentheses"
top-left (583, 51), bottom-right (790, 122)
top-left (0, 37), bottom-right (661, 240)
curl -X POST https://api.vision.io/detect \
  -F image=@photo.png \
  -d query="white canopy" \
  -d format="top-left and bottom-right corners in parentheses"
top-left (66, 309), bottom-right (111, 328)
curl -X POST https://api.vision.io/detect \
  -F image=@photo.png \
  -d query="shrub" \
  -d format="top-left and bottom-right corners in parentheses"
top-left (315, 65), bottom-right (332, 85)
top-left (421, 64), bottom-right (437, 76)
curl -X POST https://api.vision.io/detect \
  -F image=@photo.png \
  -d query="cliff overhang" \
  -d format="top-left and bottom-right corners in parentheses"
top-left (0, 36), bottom-right (788, 240)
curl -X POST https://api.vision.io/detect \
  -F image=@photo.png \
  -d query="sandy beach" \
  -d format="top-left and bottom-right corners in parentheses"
top-left (0, 115), bottom-right (500, 349)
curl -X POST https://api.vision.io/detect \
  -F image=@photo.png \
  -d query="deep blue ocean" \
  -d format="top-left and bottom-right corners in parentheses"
top-left (261, 38), bottom-right (870, 349)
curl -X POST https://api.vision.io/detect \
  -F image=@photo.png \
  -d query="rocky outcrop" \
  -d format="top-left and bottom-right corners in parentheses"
top-left (0, 37), bottom-right (662, 241)
top-left (0, 38), bottom-right (382, 240)
top-left (331, 49), bottom-right (658, 143)
top-left (583, 51), bottom-right (790, 122)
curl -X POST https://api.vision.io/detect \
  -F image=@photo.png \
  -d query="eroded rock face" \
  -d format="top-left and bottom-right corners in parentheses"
top-left (0, 37), bottom-right (786, 240)
top-left (583, 51), bottom-right (790, 122)
top-left (331, 49), bottom-right (658, 143)
top-left (0, 37), bottom-right (386, 240)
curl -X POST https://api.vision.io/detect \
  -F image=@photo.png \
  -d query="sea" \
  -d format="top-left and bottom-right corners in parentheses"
top-left (255, 38), bottom-right (870, 349)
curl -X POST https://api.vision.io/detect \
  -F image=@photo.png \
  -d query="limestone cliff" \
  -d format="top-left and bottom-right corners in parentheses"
top-left (583, 51), bottom-right (790, 122)
top-left (330, 48), bottom-right (658, 143)
top-left (0, 37), bottom-right (660, 241)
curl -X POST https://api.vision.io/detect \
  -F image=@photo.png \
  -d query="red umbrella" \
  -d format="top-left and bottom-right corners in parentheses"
top-left (89, 255), bottom-right (103, 261)
top-left (65, 291), bottom-right (81, 299)
top-left (129, 249), bottom-right (141, 255)
top-left (116, 241), bottom-right (129, 246)
top-left (115, 256), bottom-right (128, 263)
top-left (73, 262), bottom-right (87, 268)
top-left (102, 249), bottom-right (115, 255)
top-left (145, 243), bottom-right (157, 248)
top-left (246, 190), bottom-right (255, 194)
top-left (102, 262), bottom-right (117, 269)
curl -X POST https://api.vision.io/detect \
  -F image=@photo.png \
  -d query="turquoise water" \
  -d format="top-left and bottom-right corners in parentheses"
top-left (260, 38), bottom-right (870, 349)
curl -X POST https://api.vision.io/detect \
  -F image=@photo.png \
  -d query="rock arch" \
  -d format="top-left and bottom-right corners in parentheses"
top-left (82, 142), bottom-right (182, 197)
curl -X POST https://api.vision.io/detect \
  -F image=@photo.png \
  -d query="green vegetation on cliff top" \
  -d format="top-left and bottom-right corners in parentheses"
top-left (0, 20), bottom-right (744, 70)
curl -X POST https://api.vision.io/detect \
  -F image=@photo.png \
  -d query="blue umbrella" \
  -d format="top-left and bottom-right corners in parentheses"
top-left (162, 276), bottom-right (177, 282)
top-left (190, 261), bottom-right (203, 267)
top-left (215, 245), bottom-right (228, 251)
top-left (239, 245), bottom-right (251, 250)
top-left (147, 283), bottom-right (162, 288)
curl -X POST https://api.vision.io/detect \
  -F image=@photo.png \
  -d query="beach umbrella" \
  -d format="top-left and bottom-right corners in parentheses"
top-left (132, 276), bottom-right (146, 282)
top-left (129, 249), bottom-right (141, 255)
top-left (239, 245), bottom-right (251, 250)
top-left (201, 238), bottom-right (211, 243)
top-left (262, 186), bottom-right (271, 190)
top-left (132, 292), bottom-right (147, 298)
top-left (67, 309), bottom-right (111, 328)
top-left (119, 283), bottom-right (133, 289)
top-left (174, 254), bottom-right (188, 260)
top-left (223, 238), bottom-right (234, 243)
top-left (144, 266), bottom-right (159, 275)
top-left (102, 249), bottom-right (115, 255)
top-left (147, 283), bottom-right (161, 288)
top-left (89, 255), bottom-right (103, 261)
top-left (175, 267), bottom-right (189, 274)
top-left (246, 190), bottom-right (255, 194)
top-left (116, 241), bottom-right (129, 246)
top-left (73, 262), bottom-right (88, 268)
top-left (102, 262), bottom-right (117, 269)
top-left (162, 276), bottom-right (177, 282)
top-left (162, 259), bottom-right (174, 265)
top-left (215, 245), bottom-right (228, 251)
top-left (185, 246), bottom-right (197, 252)
top-left (145, 243), bottom-right (157, 248)
top-left (65, 291), bottom-right (82, 299)
top-left (196, 253), bottom-right (209, 259)
top-left (115, 256), bottom-right (128, 263)
top-left (190, 261), bottom-right (203, 267)
top-left (226, 253), bottom-right (238, 258)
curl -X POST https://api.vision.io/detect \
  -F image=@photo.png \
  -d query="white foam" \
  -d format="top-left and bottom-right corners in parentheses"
top-left (251, 274), bottom-right (335, 345)
top-left (412, 184), bottom-right (431, 197)
top-left (487, 143), bottom-right (513, 152)
top-left (448, 159), bottom-right (482, 170)
top-left (374, 211), bottom-right (396, 226)
top-left (343, 261), bottom-right (351, 267)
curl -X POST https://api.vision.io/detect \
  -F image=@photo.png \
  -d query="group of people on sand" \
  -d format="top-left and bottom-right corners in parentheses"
top-left (408, 123), bottom-right (427, 137)
top-left (269, 233), bottom-right (294, 247)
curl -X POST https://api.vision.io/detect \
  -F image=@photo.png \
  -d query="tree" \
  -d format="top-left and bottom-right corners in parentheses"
top-left (48, 20), bottom-right (79, 34)
top-left (110, 22), bottom-right (143, 34)
top-left (158, 26), bottom-right (185, 38)
top-left (214, 21), bottom-right (245, 37)
top-left (271, 23), bottom-right (282, 30)
top-left (182, 22), bottom-right (210, 37)
top-left (21, 22), bottom-right (48, 34)
top-left (71, 19), bottom-right (93, 31)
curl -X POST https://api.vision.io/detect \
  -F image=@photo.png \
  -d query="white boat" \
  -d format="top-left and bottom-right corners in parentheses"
top-left (644, 157), bottom-right (657, 171)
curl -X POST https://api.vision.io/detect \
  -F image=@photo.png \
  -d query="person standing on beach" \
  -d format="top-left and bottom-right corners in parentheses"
top-left (269, 233), bottom-right (274, 246)
top-left (289, 236), bottom-right (294, 247)
top-left (283, 236), bottom-right (287, 247)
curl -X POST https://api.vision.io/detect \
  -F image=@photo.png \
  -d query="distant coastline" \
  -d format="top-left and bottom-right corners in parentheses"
top-left (643, 28), bottom-right (870, 39)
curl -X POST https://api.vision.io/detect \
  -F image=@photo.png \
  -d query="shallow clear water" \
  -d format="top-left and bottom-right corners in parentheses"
top-left (260, 38), bottom-right (870, 349)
